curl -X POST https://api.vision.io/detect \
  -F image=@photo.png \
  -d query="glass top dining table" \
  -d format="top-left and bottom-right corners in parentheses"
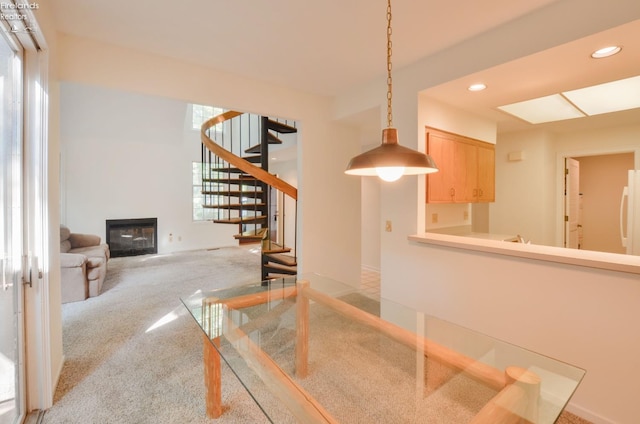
top-left (181, 273), bottom-right (585, 423)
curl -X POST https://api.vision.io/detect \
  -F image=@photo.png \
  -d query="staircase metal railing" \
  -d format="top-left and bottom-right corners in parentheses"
top-left (200, 110), bottom-right (298, 279)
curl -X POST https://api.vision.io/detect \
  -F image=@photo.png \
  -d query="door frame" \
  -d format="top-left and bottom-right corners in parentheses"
top-left (564, 157), bottom-right (580, 249)
top-left (23, 46), bottom-right (53, 412)
top-left (556, 147), bottom-right (640, 248)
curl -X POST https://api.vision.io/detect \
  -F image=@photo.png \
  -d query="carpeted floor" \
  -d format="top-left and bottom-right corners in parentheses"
top-left (42, 246), bottom-right (591, 424)
top-left (43, 247), bottom-right (270, 424)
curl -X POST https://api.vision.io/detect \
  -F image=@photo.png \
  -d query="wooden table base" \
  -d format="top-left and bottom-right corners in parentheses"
top-left (203, 334), bottom-right (222, 418)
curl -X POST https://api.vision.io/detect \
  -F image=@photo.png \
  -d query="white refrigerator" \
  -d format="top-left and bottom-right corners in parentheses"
top-left (620, 170), bottom-right (640, 255)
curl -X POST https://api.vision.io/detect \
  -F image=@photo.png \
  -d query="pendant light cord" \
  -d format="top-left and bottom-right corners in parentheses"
top-left (386, 0), bottom-right (393, 128)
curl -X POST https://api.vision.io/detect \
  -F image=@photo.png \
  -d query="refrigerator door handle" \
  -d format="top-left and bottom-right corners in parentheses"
top-left (620, 186), bottom-right (629, 248)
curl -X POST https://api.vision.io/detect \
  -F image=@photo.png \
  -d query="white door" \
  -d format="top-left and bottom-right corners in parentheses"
top-left (625, 170), bottom-right (640, 255)
top-left (565, 158), bottom-right (580, 248)
top-left (0, 32), bottom-right (25, 424)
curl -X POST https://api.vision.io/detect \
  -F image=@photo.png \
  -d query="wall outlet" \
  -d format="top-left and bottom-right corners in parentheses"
top-left (169, 233), bottom-right (173, 242)
top-left (464, 210), bottom-right (469, 220)
top-left (385, 220), bottom-right (392, 232)
top-left (432, 213), bottom-right (438, 223)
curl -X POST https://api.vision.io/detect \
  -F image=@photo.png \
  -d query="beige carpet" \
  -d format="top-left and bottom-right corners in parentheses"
top-left (42, 246), bottom-right (591, 423)
top-left (44, 247), bottom-right (270, 423)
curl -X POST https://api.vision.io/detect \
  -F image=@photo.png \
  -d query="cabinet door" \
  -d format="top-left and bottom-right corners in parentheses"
top-left (426, 132), bottom-right (456, 203)
top-left (476, 144), bottom-right (495, 202)
top-left (453, 141), bottom-right (477, 202)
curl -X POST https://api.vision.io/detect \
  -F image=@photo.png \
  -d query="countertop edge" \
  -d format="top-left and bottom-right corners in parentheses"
top-left (409, 233), bottom-right (640, 275)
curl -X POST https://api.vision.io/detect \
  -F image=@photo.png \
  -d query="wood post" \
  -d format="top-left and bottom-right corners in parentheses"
top-left (296, 280), bottom-right (310, 378)
top-left (299, 285), bottom-right (507, 390)
top-left (203, 334), bottom-right (222, 418)
top-left (469, 384), bottom-right (528, 424)
top-left (224, 309), bottom-right (338, 423)
top-left (212, 286), bottom-right (297, 310)
top-left (198, 282), bottom-right (542, 423)
top-left (505, 366), bottom-right (541, 424)
top-left (470, 366), bottom-right (541, 424)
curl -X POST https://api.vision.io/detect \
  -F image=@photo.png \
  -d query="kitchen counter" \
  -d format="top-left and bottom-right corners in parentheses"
top-left (426, 225), bottom-right (519, 242)
top-left (409, 231), bottom-right (640, 275)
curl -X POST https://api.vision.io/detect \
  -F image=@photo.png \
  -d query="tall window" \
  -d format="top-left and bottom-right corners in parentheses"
top-left (192, 104), bottom-right (226, 221)
top-left (192, 104), bottom-right (225, 130)
top-left (192, 162), bottom-right (220, 221)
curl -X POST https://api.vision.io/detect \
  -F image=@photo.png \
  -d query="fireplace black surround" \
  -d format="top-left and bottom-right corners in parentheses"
top-left (106, 218), bottom-right (158, 257)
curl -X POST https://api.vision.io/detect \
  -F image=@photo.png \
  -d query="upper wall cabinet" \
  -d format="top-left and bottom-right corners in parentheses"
top-left (426, 127), bottom-right (495, 204)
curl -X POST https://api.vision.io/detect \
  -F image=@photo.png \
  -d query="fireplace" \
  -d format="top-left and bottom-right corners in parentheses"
top-left (106, 218), bottom-right (158, 257)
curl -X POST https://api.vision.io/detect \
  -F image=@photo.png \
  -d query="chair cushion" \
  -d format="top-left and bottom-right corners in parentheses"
top-left (86, 264), bottom-right (105, 281)
top-left (86, 256), bottom-right (105, 268)
top-left (69, 233), bottom-right (101, 249)
top-left (60, 240), bottom-right (71, 253)
top-left (60, 252), bottom-right (87, 268)
top-left (60, 225), bottom-right (71, 243)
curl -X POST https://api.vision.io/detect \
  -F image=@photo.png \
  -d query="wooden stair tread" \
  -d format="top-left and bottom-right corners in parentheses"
top-left (203, 176), bottom-right (258, 184)
top-left (213, 216), bottom-right (267, 224)
top-left (212, 167), bottom-right (249, 174)
top-left (261, 240), bottom-right (291, 254)
top-left (262, 263), bottom-right (297, 275)
top-left (203, 203), bottom-right (266, 210)
top-left (244, 144), bottom-right (261, 154)
top-left (244, 133), bottom-right (283, 154)
top-left (202, 190), bottom-right (262, 197)
top-left (243, 155), bottom-right (262, 163)
top-left (263, 253), bottom-right (297, 267)
top-left (267, 119), bottom-right (297, 134)
top-left (262, 247), bottom-right (291, 254)
top-left (268, 132), bottom-right (284, 144)
top-left (234, 228), bottom-right (268, 240)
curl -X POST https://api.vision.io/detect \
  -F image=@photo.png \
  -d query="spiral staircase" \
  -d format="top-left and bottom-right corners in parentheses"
top-left (200, 110), bottom-right (298, 281)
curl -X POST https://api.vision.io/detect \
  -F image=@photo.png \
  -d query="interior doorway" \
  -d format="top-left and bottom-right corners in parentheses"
top-left (564, 152), bottom-right (635, 254)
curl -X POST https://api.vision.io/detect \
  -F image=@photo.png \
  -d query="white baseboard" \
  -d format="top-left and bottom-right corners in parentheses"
top-left (566, 402), bottom-right (616, 424)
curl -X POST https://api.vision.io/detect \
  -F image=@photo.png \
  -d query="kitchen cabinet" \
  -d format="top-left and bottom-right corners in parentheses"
top-left (426, 127), bottom-right (495, 203)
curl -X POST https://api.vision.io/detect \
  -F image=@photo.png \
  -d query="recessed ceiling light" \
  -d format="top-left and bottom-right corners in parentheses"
top-left (468, 83), bottom-right (487, 91)
top-left (591, 46), bottom-right (622, 59)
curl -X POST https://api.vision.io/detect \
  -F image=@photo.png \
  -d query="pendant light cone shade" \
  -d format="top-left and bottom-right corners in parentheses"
top-left (345, 128), bottom-right (438, 181)
top-left (344, 0), bottom-right (438, 181)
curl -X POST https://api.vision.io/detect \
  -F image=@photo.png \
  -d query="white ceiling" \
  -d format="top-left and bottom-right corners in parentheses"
top-left (51, 0), bottom-right (640, 134)
top-left (423, 18), bottom-right (640, 133)
top-left (51, 0), bottom-right (558, 96)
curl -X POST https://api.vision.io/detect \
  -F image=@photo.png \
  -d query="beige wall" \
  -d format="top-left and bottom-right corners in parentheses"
top-left (55, 33), bottom-right (362, 287)
top-left (334, 1), bottom-right (640, 422)
top-left (45, 32), bottom-right (362, 410)
top-left (492, 130), bottom-right (557, 245)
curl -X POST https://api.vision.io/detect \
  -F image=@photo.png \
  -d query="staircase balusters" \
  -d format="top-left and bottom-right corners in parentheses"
top-left (201, 110), bottom-right (298, 280)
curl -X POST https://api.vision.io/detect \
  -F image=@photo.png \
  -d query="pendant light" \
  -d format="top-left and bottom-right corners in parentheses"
top-left (345, 0), bottom-right (438, 182)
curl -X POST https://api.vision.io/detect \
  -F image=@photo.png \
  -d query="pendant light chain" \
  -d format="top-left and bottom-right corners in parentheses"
top-left (386, 0), bottom-right (393, 128)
